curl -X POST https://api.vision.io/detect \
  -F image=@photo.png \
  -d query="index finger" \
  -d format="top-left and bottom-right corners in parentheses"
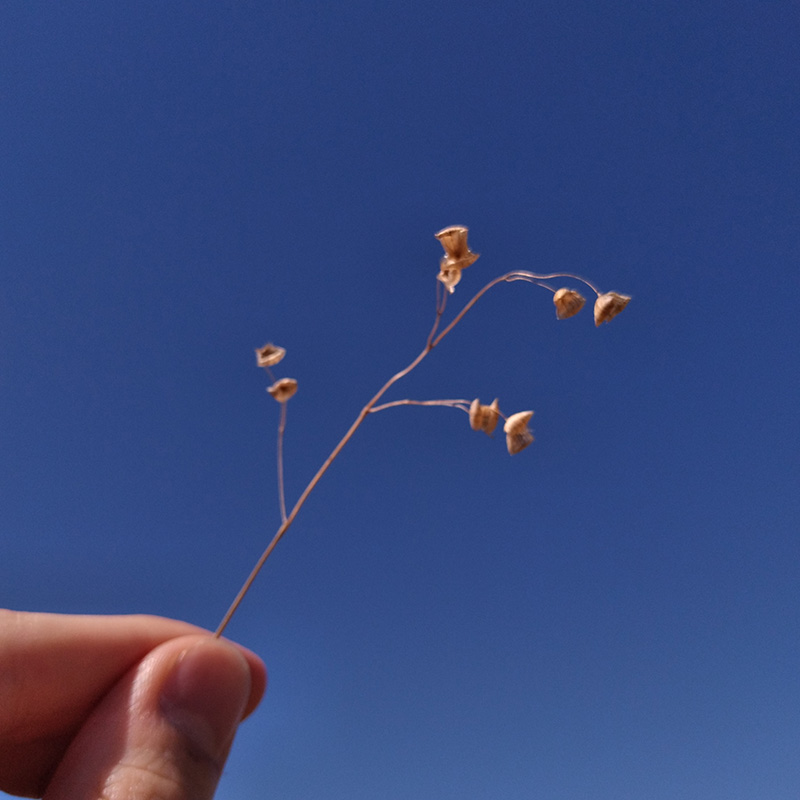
top-left (0, 610), bottom-right (205, 743)
top-left (0, 610), bottom-right (266, 797)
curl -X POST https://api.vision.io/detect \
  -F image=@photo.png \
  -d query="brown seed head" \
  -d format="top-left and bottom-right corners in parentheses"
top-left (435, 226), bottom-right (480, 267)
top-left (434, 226), bottom-right (479, 293)
top-left (256, 343), bottom-right (286, 368)
top-left (437, 267), bottom-right (463, 293)
top-left (503, 410), bottom-right (534, 455)
top-left (469, 398), bottom-right (500, 436)
top-left (553, 288), bottom-right (586, 320)
top-left (267, 377), bottom-right (298, 402)
top-left (594, 292), bottom-right (631, 326)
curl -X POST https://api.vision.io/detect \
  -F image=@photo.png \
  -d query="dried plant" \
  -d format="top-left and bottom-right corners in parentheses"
top-left (553, 287), bottom-right (586, 320)
top-left (469, 398), bottom-right (500, 435)
top-left (503, 410), bottom-right (535, 455)
top-left (255, 343), bottom-right (286, 368)
top-left (266, 377), bottom-right (298, 403)
top-left (215, 225), bottom-right (630, 636)
top-left (594, 290), bottom-right (632, 326)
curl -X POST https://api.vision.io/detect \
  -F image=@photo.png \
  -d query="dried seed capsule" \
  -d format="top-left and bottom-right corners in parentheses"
top-left (469, 398), bottom-right (500, 436)
top-left (434, 226), bottom-right (479, 292)
top-left (594, 292), bottom-right (631, 326)
top-left (503, 410), bottom-right (534, 455)
top-left (437, 267), bottom-right (463, 293)
top-left (553, 288), bottom-right (586, 320)
top-left (434, 226), bottom-right (479, 293)
top-left (434, 225), bottom-right (480, 270)
top-left (256, 343), bottom-right (286, 368)
top-left (267, 378), bottom-right (298, 402)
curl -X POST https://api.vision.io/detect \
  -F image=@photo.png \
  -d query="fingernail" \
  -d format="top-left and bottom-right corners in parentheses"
top-left (159, 640), bottom-right (252, 761)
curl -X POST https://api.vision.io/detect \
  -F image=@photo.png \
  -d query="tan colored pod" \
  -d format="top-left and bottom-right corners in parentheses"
top-left (255, 343), bottom-right (286, 368)
top-left (553, 288), bottom-right (586, 320)
top-left (434, 225), bottom-right (479, 292)
top-left (469, 398), bottom-right (500, 436)
top-left (267, 377), bottom-right (298, 402)
top-left (503, 410), bottom-right (534, 455)
top-left (594, 292), bottom-right (631, 326)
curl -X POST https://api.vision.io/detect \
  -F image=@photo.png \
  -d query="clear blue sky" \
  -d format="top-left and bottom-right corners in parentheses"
top-left (2, 2), bottom-right (799, 798)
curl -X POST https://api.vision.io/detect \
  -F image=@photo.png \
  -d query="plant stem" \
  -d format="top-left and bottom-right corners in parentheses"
top-left (426, 283), bottom-right (448, 349)
top-left (277, 401), bottom-right (288, 524)
top-left (214, 344), bottom-right (432, 637)
top-left (214, 269), bottom-right (597, 637)
top-left (431, 270), bottom-right (600, 348)
top-left (369, 398), bottom-right (470, 413)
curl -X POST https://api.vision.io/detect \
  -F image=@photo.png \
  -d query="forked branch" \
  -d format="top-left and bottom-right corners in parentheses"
top-left (215, 228), bottom-right (630, 636)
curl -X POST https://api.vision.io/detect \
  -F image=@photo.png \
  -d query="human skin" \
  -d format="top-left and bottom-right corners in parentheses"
top-left (0, 610), bottom-right (266, 799)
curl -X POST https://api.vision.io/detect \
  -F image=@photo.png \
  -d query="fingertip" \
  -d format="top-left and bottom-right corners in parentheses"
top-left (221, 639), bottom-right (267, 718)
top-left (38, 632), bottom-right (267, 800)
top-left (159, 639), bottom-right (253, 763)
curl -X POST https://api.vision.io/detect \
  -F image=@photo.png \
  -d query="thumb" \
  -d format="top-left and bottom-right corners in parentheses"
top-left (44, 635), bottom-right (264, 800)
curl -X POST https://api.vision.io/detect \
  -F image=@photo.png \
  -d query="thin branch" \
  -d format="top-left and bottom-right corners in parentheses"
top-left (505, 270), bottom-right (603, 296)
top-left (214, 266), bottom-right (603, 637)
top-left (276, 401), bottom-right (288, 524)
top-left (426, 281), bottom-right (448, 349)
top-left (432, 270), bottom-right (602, 348)
top-left (214, 344), bottom-right (433, 637)
top-left (369, 398), bottom-right (471, 413)
top-left (431, 274), bottom-right (508, 348)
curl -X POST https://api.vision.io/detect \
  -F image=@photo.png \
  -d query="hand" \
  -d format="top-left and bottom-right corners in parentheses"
top-left (0, 609), bottom-right (266, 799)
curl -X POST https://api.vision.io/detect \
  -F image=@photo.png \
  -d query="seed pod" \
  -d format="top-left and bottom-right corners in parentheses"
top-left (267, 378), bottom-right (298, 402)
top-left (553, 288), bottom-right (586, 320)
top-left (434, 225), bottom-right (480, 272)
top-left (469, 398), bottom-right (500, 436)
top-left (256, 343), bottom-right (286, 368)
top-left (503, 410), bottom-right (534, 455)
top-left (594, 292), bottom-right (631, 326)
top-left (437, 267), bottom-right (463, 293)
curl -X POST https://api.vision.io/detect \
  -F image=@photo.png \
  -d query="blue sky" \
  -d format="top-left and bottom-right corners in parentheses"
top-left (2, 1), bottom-right (799, 798)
